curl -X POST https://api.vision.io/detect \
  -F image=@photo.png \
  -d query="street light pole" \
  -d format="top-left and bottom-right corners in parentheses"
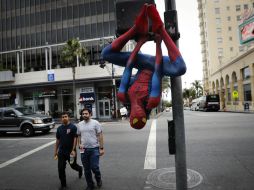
top-left (164, 0), bottom-right (188, 189)
top-left (72, 66), bottom-right (76, 120)
top-left (111, 63), bottom-right (117, 119)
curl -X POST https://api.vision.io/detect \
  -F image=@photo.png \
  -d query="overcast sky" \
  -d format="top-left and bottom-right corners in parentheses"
top-left (141, 0), bottom-right (203, 91)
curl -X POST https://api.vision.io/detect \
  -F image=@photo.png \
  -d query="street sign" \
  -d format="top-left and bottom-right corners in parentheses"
top-left (232, 90), bottom-right (239, 99)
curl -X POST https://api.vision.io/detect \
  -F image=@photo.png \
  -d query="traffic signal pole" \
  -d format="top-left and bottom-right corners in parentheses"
top-left (164, 0), bottom-right (188, 189)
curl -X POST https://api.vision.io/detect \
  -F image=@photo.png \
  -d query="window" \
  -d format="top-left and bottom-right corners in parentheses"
top-left (237, 15), bottom-right (241, 21)
top-left (227, 16), bottom-right (231, 21)
top-left (4, 110), bottom-right (16, 117)
top-left (228, 26), bottom-right (232, 31)
top-left (215, 8), bottom-right (220, 14)
top-left (236, 5), bottom-right (241, 11)
top-left (244, 4), bottom-right (248, 10)
top-left (216, 18), bottom-right (221, 25)
top-left (230, 47), bottom-right (233, 51)
top-left (243, 84), bottom-right (252, 101)
top-left (227, 88), bottom-right (231, 101)
top-left (217, 38), bottom-right (222, 43)
top-left (227, 6), bottom-right (230, 11)
top-left (216, 28), bottom-right (222, 33)
top-left (229, 37), bottom-right (232, 41)
top-left (218, 48), bottom-right (223, 55)
top-left (242, 67), bottom-right (250, 80)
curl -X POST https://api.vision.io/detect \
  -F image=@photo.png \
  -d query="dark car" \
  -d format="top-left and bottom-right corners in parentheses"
top-left (0, 106), bottom-right (55, 137)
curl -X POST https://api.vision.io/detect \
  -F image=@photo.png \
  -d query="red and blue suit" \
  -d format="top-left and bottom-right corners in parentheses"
top-left (101, 4), bottom-right (186, 129)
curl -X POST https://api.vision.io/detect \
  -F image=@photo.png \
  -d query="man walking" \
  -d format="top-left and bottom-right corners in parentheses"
top-left (54, 112), bottom-right (83, 189)
top-left (77, 108), bottom-right (104, 190)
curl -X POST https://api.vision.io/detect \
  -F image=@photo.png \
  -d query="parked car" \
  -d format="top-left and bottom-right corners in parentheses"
top-left (0, 106), bottom-right (55, 137)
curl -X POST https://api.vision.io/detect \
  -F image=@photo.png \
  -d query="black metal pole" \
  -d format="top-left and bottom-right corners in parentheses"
top-left (164, 0), bottom-right (188, 189)
top-left (112, 63), bottom-right (117, 119)
top-left (72, 66), bottom-right (76, 120)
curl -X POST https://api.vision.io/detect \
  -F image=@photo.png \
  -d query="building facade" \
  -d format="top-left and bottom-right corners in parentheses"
top-left (0, 0), bottom-right (127, 120)
top-left (198, 0), bottom-right (254, 111)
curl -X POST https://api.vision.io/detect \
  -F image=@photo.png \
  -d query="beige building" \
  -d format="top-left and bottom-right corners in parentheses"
top-left (198, 0), bottom-right (254, 111)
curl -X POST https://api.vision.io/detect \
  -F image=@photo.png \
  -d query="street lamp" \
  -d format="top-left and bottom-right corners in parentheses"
top-left (99, 38), bottom-right (118, 119)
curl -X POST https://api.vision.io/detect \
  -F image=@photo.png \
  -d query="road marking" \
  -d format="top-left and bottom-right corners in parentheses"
top-left (0, 140), bottom-right (55, 169)
top-left (0, 137), bottom-right (55, 141)
top-left (144, 119), bottom-right (156, 170)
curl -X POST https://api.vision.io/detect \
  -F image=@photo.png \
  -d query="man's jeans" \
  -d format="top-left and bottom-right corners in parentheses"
top-left (81, 147), bottom-right (101, 187)
top-left (58, 153), bottom-right (82, 186)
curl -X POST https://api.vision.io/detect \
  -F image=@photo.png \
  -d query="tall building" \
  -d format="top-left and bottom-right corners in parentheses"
top-left (0, 0), bottom-right (126, 119)
top-left (198, 0), bottom-right (254, 111)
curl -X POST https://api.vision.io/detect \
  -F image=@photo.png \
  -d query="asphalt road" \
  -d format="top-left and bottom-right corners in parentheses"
top-left (0, 111), bottom-right (254, 190)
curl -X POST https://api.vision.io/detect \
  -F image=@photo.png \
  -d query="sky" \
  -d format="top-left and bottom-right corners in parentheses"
top-left (140, 0), bottom-right (203, 91)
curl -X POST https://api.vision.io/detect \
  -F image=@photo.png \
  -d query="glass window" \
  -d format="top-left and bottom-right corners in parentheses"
top-left (227, 88), bottom-right (231, 101)
top-left (90, 2), bottom-right (96, 15)
top-left (16, 0), bottom-right (20, 9)
top-left (68, 27), bottom-right (74, 39)
top-left (31, 33), bottom-right (36, 47)
top-left (236, 5), bottom-right (241, 11)
top-left (4, 110), bottom-right (16, 117)
top-left (244, 4), bottom-right (248, 10)
top-left (216, 18), bottom-right (221, 25)
top-left (41, 12), bottom-right (46, 24)
top-left (57, 29), bottom-right (62, 43)
top-left (79, 4), bottom-right (84, 17)
top-left (227, 6), bottom-right (230, 11)
top-left (52, 30), bottom-right (57, 43)
top-left (217, 38), bottom-right (222, 43)
top-left (243, 84), bottom-right (252, 101)
top-left (229, 36), bottom-right (232, 41)
top-left (109, 0), bottom-right (114, 12)
top-left (227, 16), bottom-right (231, 21)
top-left (36, 32), bottom-right (41, 46)
top-left (230, 47), bottom-right (233, 51)
top-left (216, 28), bottom-right (221, 33)
top-left (62, 28), bottom-right (68, 41)
top-left (237, 15), bottom-right (241, 21)
top-left (228, 26), bottom-right (232, 31)
top-left (73, 26), bottom-right (79, 38)
top-left (56, 8), bottom-right (61, 22)
top-left (242, 67), bottom-right (250, 80)
top-left (46, 10), bottom-right (51, 23)
top-left (96, 1), bottom-right (102, 15)
top-left (215, 8), bottom-right (220, 14)
top-left (62, 7), bottom-right (67, 20)
top-left (73, 5), bottom-right (79, 18)
top-left (67, 7), bottom-right (73, 19)
top-left (85, 3), bottom-right (90, 16)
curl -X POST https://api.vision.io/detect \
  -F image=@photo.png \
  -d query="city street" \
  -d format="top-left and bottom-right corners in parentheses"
top-left (0, 111), bottom-right (254, 190)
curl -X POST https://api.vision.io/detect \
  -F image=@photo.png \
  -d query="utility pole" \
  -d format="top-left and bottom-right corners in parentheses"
top-left (164, 0), bottom-right (188, 189)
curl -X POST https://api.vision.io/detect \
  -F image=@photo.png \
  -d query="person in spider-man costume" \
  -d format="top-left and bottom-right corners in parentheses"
top-left (101, 4), bottom-right (186, 130)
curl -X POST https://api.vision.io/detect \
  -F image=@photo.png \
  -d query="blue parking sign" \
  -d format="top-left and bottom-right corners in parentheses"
top-left (47, 70), bottom-right (55, 81)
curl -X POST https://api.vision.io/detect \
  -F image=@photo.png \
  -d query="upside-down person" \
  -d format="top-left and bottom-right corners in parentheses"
top-left (101, 4), bottom-right (186, 129)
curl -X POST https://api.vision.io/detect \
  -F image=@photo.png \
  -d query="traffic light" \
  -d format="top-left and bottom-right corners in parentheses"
top-left (115, 0), bottom-right (155, 37)
top-left (164, 10), bottom-right (180, 41)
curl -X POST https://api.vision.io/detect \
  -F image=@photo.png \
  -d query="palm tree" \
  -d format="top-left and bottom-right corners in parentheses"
top-left (60, 39), bottom-right (87, 119)
top-left (191, 80), bottom-right (203, 98)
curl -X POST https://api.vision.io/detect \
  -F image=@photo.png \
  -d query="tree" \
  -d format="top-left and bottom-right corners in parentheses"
top-left (60, 39), bottom-right (87, 119)
top-left (191, 80), bottom-right (203, 98)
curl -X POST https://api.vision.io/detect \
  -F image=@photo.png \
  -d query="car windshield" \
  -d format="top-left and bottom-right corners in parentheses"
top-left (16, 107), bottom-right (35, 115)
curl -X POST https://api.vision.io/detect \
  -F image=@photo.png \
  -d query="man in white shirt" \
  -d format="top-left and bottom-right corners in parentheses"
top-left (77, 108), bottom-right (104, 190)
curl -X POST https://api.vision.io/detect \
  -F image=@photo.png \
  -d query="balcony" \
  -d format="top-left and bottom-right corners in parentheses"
top-left (6, 64), bottom-right (124, 86)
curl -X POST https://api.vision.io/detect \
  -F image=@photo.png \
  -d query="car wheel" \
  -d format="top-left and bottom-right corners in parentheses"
top-left (22, 125), bottom-right (34, 137)
top-left (42, 129), bottom-right (50, 134)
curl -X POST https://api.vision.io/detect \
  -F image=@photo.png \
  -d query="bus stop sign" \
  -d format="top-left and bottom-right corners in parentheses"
top-left (232, 90), bottom-right (239, 99)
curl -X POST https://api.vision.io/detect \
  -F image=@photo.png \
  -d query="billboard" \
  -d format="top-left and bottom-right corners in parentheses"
top-left (239, 9), bottom-right (254, 44)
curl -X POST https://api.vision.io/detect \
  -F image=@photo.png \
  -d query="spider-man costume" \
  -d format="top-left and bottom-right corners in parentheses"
top-left (102, 4), bottom-right (186, 129)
